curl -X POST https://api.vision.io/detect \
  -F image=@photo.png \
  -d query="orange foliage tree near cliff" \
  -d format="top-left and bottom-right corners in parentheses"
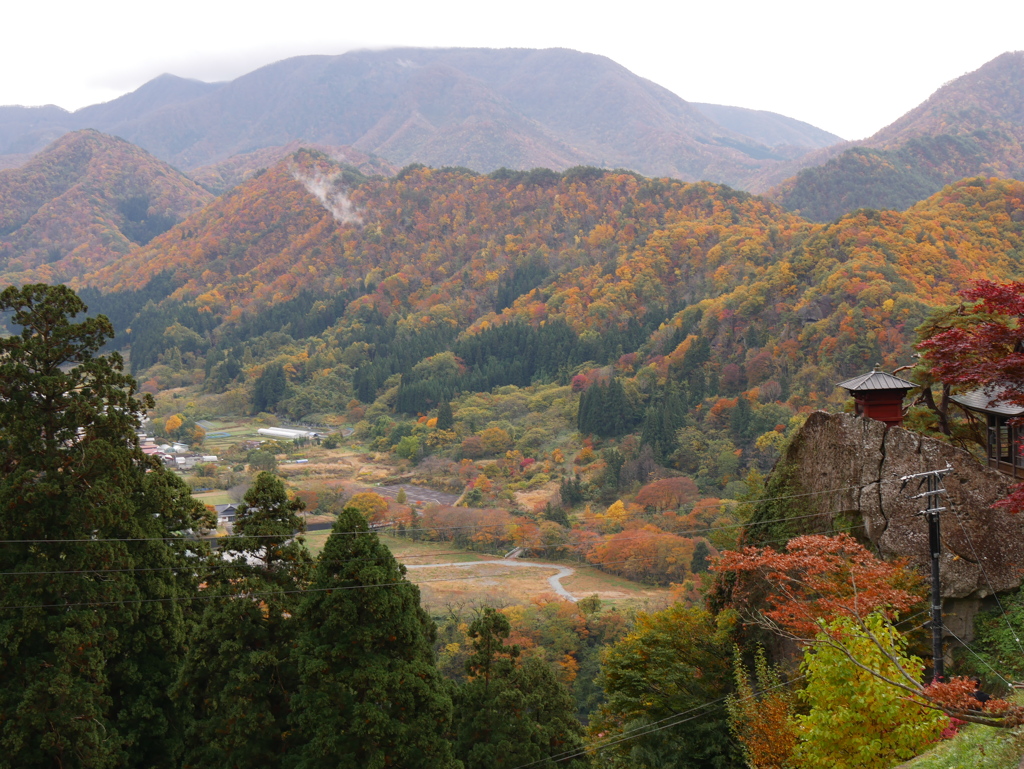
top-left (714, 533), bottom-right (1024, 727)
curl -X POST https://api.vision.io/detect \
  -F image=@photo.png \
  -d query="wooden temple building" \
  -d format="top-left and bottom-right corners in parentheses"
top-left (835, 368), bottom-right (916, 428)
top-left (836, 368), bottom-right (1024, 480)
top-left (951, 388), bottom-right (1024, 479)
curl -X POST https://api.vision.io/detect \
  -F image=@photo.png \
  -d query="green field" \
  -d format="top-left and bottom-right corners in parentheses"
top-left (197, 417), bottom-right (263, 454)
top-left (193, 490), bottom-right (234, 506)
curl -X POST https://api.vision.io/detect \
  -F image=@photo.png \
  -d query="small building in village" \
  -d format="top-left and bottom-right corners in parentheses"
top-left (214, 503), bottom-right (239, 527)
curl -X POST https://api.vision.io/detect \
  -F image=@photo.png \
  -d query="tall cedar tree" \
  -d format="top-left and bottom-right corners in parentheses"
top-left (0, 284), bottom-right (209, 769)
top-left (453, 607), bottom-right (589, 769)
top-left (174, 472), bottom-right (311, 769)
top-left (288, 507), bottom-right (460, 769)
top-left (436, 399), bottom-right (455, 431)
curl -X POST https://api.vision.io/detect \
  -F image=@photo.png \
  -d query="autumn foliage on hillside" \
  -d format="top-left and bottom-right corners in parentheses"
top-left (0, 130), bottom-right (212, 285)
top-left (45, 159), bottom-right (1024, 563)
top-left (52, 144), bottom-right (1024, 432)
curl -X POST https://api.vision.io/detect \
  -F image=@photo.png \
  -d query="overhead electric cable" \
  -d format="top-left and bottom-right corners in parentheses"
top-left (947, 503), bottom-right (1024, 658)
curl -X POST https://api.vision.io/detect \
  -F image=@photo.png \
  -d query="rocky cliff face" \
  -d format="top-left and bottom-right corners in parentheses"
top-left (773, 411), bottom-right (1024, 639)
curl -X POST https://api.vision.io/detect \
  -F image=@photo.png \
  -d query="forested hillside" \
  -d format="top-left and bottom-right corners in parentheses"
top-left (0, 130), bottom-right (213, 284)
top-left (767, 51), bottom-right (1024, 219)
top-left (5, 132), bottom-right (1024, 769)
top-left (73, 152), bottom-right (1024, 403)
top-left (36, 148), bottom-right (1019, 527)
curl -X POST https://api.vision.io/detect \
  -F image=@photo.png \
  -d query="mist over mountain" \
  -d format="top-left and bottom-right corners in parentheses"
top-left (0, 48), bottom-right (839, 188)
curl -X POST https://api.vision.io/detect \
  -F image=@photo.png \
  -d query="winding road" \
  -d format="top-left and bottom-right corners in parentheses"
top-left (404, 559), bottom-right (577, 602)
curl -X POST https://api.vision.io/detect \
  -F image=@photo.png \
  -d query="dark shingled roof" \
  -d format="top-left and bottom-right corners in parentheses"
top-left (836, 370), bottom-right (916, 392)
top-left (950, 387), bottom-right (1024, 417)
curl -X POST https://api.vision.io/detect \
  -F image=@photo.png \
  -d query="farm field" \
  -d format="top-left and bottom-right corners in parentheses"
top-left (194, 417), bottom-right (265, 455)
top-left (181, 418), bottom-right (671, 611)
top-left (192, 490), bottom-right (233, 506)
top-left (300, 532), bottom-right (674, 611)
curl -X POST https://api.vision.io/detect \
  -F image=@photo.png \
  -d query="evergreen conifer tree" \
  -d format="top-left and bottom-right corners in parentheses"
top-left (252, 362), bottom-right (288, 413)
top-left (0, 284), bottom-right (209, 769)
top-left (436, 399), bottom-right (455, 431)
top-left (173, 472), bottom-right (311, 768)
top-left (454, 608), bottom-right (588, 769)
top-left (288, 508), bottom-right (460, 768)
top-left (691, 539), bottom-right (712, 574)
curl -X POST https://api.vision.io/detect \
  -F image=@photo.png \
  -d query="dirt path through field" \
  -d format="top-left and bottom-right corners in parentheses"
top-left (405, 559), bottom-right (577, 601)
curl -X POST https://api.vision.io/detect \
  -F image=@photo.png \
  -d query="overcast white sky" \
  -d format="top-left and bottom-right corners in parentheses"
top-left (4, 0), bottom-right (1022, 141)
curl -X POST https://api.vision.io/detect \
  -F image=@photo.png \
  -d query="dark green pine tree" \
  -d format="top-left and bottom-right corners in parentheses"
top-left (576, 383), bottom-right (599, 434)
top-left (0, 284), bottom-right (209, 769)
top-left (111, 469), bottom-right (213, 769)
top-left (436, 399), bottom-right (455, 431)
top-left (454, 608), bottom-right (589, 769)
top-left (691, 539), bottom-right (713, 574)
top-left (640, 383), bottom-right (686, 463)
top-left (252, 361), bottom-right (288, 413)
top-left (174, 472), bottom-right (311, 769)
top-left (227, 471), bottom-right (310, 576)
top-left (287, 508), bottom-right (460, 769)
top-left (604, 379), bottom-right (629, 437)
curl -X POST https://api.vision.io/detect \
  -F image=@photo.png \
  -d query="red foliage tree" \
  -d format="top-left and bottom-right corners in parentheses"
top-left (918, 279), bottom-right (1024, 510)
top-left (918, 280), bottom-right (1024, 400)
top-left (713, 533), bottom-right (923, 640)
top-left (634, 476), bottom-right (700, 511)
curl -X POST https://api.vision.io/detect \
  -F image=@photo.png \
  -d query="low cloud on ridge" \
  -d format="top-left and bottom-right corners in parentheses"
top-left (291, 169), bottom-right (364, 226)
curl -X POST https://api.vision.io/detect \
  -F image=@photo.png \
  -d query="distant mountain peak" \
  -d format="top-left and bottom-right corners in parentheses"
top-left (763, 50), bottom-right (1024, 220)
top-left (0, 47), bottom-right (839, 189)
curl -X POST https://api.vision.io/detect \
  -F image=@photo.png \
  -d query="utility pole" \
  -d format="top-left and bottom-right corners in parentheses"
top-left (902, 466), bottom-right (951, 683)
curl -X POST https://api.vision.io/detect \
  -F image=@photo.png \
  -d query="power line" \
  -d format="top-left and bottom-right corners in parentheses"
top-left (0, 485), bottom-right (872, 546)
top-left (947, 503), bottom-right (1024, 660)
top-left (942, 625), bottom-right (1014, 688)
top-left (0, 524), bottom-right (868, 611)
top-left (0, 516), bottom-right (867, 580)
top-left (512, 672), bottom-right (807, 768)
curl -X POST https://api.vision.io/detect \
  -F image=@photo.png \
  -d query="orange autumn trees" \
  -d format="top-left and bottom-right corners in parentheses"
top-left (586, 525), bottom-right (695, 585)
top-left (714, 533), bottom-right (1024, 729)
top-left (633, 476), bottom-right (700, 511)
top-left (726, 647), bottom-right (797, 769)
top-left (714, 533), bottom-right (923, 639)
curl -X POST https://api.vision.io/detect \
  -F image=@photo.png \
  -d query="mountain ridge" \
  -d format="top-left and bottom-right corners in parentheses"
top-left (0, 47), bottom-right (837, 188)
top-left (764, 50), bottom-right (1024, 219)
top-left (0, 130), bottom-right (214, 284)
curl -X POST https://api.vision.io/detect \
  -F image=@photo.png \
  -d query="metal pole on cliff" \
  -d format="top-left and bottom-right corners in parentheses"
top-left (902, 466), bottom-right (951, 683)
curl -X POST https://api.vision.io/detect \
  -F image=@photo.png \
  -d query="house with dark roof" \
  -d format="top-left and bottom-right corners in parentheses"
top-left (214, 504), bottom-right (239, 528)
top-left (951, 388), bottom-right (1024, 479)
top-left (835, 368), bottom-right (917, 428)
